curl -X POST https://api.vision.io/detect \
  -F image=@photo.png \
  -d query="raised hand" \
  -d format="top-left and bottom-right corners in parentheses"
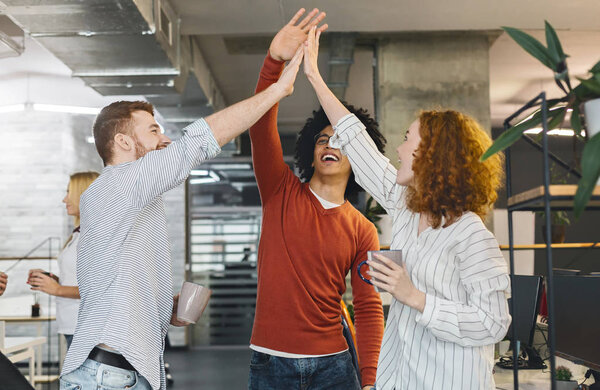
top-left (303, 26), bottom-right (323, 83)
top-left (269, 8), bottom-right (328, 62)
top-left (273, 47), bottom-right (304, 98)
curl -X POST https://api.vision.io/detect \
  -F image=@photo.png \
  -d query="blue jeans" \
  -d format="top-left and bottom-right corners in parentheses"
top-left (59, 358), bottom-right (151, 390)
top-left (248, 350), bottom-right (361, 390)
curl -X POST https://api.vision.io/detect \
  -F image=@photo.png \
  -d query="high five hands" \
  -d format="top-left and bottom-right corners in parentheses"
top-left (270, 9), bottom-right (328, 99)
top-left (270, 8), bottom-right (328, 62)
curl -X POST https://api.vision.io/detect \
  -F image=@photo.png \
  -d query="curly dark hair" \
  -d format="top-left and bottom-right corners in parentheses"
top-left (294, 103), bottom-right (386, 199)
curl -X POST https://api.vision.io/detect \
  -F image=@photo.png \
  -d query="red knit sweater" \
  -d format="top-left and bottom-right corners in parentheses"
top-left (249, 53), bottom-right (384, 386)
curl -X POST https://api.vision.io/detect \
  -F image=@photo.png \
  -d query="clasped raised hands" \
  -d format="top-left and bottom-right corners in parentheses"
top-left (269, 8), bottom-right (328, 62)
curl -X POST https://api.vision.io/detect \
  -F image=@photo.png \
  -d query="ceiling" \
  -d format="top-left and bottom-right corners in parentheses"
top-left (1, 0), bottom-right (599, 133)
top-left (173, 0), bottom-right (600, 130)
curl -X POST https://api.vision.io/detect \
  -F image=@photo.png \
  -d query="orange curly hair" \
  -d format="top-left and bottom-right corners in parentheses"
top-left (406, 110), bottom-right (504, 229)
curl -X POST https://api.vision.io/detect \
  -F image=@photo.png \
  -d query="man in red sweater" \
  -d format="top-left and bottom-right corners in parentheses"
top-left (248, 8), bottom-right (385, 390)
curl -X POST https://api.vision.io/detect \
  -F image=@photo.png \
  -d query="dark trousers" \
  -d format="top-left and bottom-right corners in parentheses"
top-left (0, 351), bottom-right (34, 390)
top-left (248, 350), bottom-right (361, 390)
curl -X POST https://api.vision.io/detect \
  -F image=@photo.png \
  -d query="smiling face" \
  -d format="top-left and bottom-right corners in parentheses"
top-left (395, 119), bottom-right (422, 186)
top-left (312, 125), bottom-right (352, 180)
top-left (130, 110), bottom-right (172, 159)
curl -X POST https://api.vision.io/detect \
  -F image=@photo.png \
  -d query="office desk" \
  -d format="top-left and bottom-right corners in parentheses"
top-left (0, 315), bottom-right (56, 337)
top-left (494, 355), bottom-right (592, 389)
top-left (1, 336), bottom-right (46, 386)
top-left (0, 315), bottom-right (61, 382)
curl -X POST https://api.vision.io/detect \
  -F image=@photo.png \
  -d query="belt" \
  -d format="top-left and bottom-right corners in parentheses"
top-left (88, 347), bottom-right (136, 372)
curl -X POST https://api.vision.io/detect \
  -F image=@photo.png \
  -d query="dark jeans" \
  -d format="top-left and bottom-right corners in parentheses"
top-left (248, 350), bottom-right (361, 390)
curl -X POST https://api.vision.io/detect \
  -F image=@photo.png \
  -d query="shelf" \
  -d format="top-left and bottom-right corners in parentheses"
top-left (507, 185), bottom-right (600, 211)
top-left (384, 244), bottom-right (600, 251)
top-left (34, 375), bottom-right (59, 383)
top-left (0, 257), bottom-right (57, 261)
top-left (500, 243), bottom-right (600, 250)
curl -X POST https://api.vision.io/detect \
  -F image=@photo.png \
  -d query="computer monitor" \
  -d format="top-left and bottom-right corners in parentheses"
top-left (496, 274), bottom-right (546, 369)
top-left (554, 276), bottom-right (600, 372)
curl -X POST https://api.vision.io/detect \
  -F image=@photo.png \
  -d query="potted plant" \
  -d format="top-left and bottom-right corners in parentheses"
top-left (481, 21), bottom-right (600, 218)
top-left (539, 209), bottom-right (570, 244)
top-left (537, 164), bottom-right (571, 243)
top-left (364, 197), bottom-right (392, 247)
top-left (556, 366), bottom-right (578, 390)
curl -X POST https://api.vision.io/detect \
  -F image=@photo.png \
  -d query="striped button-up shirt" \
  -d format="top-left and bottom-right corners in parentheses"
top-left (61, 119), bottom-right (220, 390)
top-left (330, 114), bottom-right (511, 390)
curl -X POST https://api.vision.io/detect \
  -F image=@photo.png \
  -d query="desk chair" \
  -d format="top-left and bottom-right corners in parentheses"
top-left (341, 300), bottom-right (361, 384)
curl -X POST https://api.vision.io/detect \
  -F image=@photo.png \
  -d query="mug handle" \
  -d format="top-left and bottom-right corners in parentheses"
top-left (357, 260), bottom-right (373, 285)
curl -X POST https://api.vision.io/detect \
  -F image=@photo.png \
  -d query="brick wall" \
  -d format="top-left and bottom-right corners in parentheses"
top-left (0, 110), bottom-right (188, 362)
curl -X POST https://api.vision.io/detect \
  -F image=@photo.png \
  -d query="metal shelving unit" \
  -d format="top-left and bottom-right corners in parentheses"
top-left (503, 92), bottom-right (600, 390)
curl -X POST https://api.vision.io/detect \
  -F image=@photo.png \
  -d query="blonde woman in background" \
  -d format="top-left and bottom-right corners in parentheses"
top-left (27, 171), bottom-right (99, 350)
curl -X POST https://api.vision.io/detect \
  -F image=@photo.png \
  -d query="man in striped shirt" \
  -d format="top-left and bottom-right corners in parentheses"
top-left (59, 49), bottom-right (305, 390)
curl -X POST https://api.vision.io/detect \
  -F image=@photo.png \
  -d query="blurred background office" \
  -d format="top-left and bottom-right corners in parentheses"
top-left (0, 1), bottom-right (599, 389)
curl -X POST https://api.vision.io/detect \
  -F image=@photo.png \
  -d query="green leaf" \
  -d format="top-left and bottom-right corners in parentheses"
top-left (545, 21), bottom-right (567, 63)
top-left (481, 111), bottom-right (542, 161)
top-left (547, 107), bottom-right (566, 129)
top-left (570, 105), bottom-right (583, 135)
top-left (481, 107), bottom-right (564, 161)
top-left (574, 132), bottom-right (600, 218)
top-left (577, 76), bottom-right (600, 95)
top-left (573, 82), bottom-right (598, 100)
top-left (591, 59), bottom-right (600, 74)
top-left (502, 27), bottom-right (557, 70)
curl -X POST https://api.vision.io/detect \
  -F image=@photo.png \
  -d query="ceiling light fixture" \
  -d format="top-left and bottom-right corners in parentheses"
top-left (0, 103), bottom-right (26, 113)
top-left (32, 104), bottom-right (100, 115)
top-left (523, 128), bottom-right (586, 137)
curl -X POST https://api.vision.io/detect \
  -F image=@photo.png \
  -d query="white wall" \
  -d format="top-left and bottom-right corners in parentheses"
top-left (493, 209), bottom-right (536, 276)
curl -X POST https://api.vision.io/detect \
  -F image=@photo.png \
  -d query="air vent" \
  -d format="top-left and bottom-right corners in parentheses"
top-left (0, 15), bottom-right (24, 59)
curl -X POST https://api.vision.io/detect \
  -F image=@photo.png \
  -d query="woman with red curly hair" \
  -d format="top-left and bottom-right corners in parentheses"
top-left (303, 27), bottom-right (511, 390)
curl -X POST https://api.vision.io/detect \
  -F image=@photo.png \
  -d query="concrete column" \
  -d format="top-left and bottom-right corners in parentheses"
top-left (376, 32), bottom-right (497, 163)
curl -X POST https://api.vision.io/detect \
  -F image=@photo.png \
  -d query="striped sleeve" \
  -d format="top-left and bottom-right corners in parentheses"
top-left (415, 222), bottom-right (511, 347)
top-left (329, 113), bottom-right (404, 215)
top-left (122, 118), bottom-right (221, 208)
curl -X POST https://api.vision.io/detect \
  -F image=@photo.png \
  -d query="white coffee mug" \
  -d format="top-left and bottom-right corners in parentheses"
top-left (176, 282), bottom-right (212, 324)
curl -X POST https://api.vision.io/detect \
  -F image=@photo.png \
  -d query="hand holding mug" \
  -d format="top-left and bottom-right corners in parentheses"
top-left (367, 254), bottom-right (426, 313)
top-left (174, 282), bottom-right (212, 325)
top-left (28, 271), bottom-right (61, 296)
top-left (358, 250), bottom-right (402, 293)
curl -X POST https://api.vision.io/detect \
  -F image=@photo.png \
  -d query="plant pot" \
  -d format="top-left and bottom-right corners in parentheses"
top-left (542, 225), bottom-right (566, 244)
top-left (584, 98), bottom-right (600, 138)
top-left (555, 380), bottom-right (578, 390)
top-left (583, 98), bottom-right (600, 186)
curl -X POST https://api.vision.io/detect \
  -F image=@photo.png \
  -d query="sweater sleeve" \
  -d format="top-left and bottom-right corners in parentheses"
top-left (329, 114), bottom-right (405, 217)
top-left (249, 52), bottom-right (293, 203)
top-left (350, 222), bottom-right (385, 387)
top-left (415, 221), bottom-right (512, 347)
